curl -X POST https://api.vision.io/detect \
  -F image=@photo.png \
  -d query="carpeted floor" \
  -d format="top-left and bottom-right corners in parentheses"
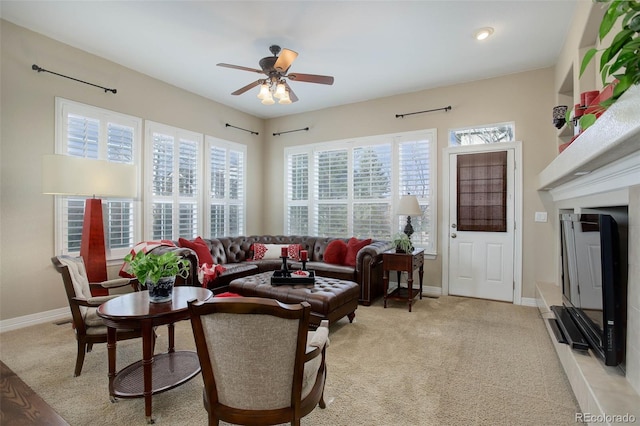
top-left (0, 295), bottom-right (580, 425)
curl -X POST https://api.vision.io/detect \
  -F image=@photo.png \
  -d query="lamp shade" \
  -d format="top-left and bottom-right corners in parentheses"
top-left (397, 195), bottom-right (422, 216)
top-left (42, 155), bottom-right (137, 198)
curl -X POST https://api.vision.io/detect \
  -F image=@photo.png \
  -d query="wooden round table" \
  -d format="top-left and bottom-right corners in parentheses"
top-left (97, 286), bottom-right (212, 424)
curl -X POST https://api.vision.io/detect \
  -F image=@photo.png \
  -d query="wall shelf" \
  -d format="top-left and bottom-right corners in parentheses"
top-left (538, 85), bottom-right (640, 192)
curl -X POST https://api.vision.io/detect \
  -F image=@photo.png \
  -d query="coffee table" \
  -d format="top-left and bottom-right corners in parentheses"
top-left (229, 271), bottom-right (359, 326)
top-left (97, 286), bottom-right (212, 424)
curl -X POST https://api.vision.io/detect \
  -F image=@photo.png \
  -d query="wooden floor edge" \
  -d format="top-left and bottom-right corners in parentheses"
top-left (1, 360), bottom-right (70, 425)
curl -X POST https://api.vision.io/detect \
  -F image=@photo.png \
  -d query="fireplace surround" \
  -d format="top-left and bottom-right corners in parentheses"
top-left (537, 85), bottom-right (640, 420)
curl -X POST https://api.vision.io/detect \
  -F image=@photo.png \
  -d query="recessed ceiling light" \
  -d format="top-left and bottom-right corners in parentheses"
top-left (475, 27), bottom-right (494, 41)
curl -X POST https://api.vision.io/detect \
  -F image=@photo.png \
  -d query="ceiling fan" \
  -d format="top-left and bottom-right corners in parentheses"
top-left (217, 45), bottom-right (334, 104)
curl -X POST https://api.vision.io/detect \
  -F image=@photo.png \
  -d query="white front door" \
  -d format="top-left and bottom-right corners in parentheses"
top-left (447, 148), bottom-right (515, 302)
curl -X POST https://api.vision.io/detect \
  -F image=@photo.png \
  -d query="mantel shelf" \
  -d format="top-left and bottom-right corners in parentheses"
top-left (538, 85), bottom-right (640, 191)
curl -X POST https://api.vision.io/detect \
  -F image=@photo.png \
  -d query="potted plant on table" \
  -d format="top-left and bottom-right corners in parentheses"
top-left (577, 0), bottom-right (640, 131)
top-left (123, 251), bottom-right (190, 303)
top-left (392, 232), bottom-right (413, 253)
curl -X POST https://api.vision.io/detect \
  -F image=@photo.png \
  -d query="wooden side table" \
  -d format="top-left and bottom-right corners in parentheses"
top-left (382, 248), bottom-right (424, 312)
top-left (97, 286), bottom-right (212, 424)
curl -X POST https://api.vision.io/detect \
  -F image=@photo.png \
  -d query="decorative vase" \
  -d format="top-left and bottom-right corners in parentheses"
top-left (146, 276), bottom-right (175, 303)
top-left (552, 105), bottom-right (568, 129)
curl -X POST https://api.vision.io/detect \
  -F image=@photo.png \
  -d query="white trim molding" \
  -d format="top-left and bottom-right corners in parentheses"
top-left (0, 307), bottom-right (70, 333)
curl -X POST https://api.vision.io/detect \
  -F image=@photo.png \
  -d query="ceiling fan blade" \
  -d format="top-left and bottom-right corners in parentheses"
top-left (217, 63), bottom-right (263, 74)
top-left (287, 73), bottom-right (334, 85)
top-left (231, 80), bottom-right (262, 95)
top-left (274, 48), bottom-right (298, 73)
top-left (284, 82), bottom-right (299, 103)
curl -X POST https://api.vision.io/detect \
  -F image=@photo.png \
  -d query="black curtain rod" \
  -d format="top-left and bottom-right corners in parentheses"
top-left (396, 105), bottom-right (451, 118)
top-left (32, 64), bottom-right (117, 94)
top-left (225, 123), bottom-right (259, 135)
top-left (273, 127), bottom-right (309, 136)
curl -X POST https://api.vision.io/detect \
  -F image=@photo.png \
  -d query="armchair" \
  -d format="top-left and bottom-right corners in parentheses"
top-left (188, 297), bottom-right (329, 426)
top-left (51, 255), bottom-right (142, 376)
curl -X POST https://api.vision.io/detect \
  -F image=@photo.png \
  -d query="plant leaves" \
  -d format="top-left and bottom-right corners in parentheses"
top-left (600, 0), bottom-right (625, 40)
top-left (580, 48), bottom-right (598, 77)
top-left (579, 114), bottom-right (597, 131)
top-left (612, 74), bottom-right (632, 98)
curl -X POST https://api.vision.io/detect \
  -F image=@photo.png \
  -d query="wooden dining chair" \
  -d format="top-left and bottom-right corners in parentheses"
top-left (188, 297), bottom-right (329, 426)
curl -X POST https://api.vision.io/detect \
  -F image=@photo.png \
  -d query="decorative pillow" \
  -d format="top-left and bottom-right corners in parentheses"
top-left (179, 236), bottom-right (214, 267)
top-left (252, 243), bottom-right (302, 261)
top-left (197, 263), bottom-right (227, 288)
top-left (343, 237), bottom-right (372, 267)
top-left (119, 240), bottom-right (176, 278)
top-left (324, 239), bottom-right (347, 265)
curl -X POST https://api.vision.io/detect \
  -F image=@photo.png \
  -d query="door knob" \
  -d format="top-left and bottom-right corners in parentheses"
top-left (451, 233), bottom-right (457, 238)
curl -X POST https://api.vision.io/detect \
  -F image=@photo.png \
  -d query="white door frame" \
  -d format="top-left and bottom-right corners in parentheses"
top-left (441, 141), bottom-right (523, 305)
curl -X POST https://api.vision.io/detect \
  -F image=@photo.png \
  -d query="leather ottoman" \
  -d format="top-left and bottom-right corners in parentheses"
top-left (229, 271), bottom-right (359, 327)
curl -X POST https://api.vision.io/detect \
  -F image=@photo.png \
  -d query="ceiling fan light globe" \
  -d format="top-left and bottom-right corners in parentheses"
top-left (261, 93), bottom-right (275, 105)
top-left (257, 83), bottom-right (270, 100)
top-left (274, 82), bottom-right (286, 99)
top-left (278, 93), bottom-right (292, 104)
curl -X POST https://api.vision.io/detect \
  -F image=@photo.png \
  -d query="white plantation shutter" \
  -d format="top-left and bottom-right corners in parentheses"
top-left (287, 153), bottom-right (309, 235)
top-left (315, 150), bottom-right (348, 237)
top-left (147, 122), bottom-right (202, 240)
top-left (285, 129), bottom-right (436, 253)
top-left (398, 136), bottom-right (435, 251)
top-left (55, 98), bottom-right (141, 258)
top-left (353, 145), bottom-right (391, 239)
top-left (205, 137), bottom-right (245, 237)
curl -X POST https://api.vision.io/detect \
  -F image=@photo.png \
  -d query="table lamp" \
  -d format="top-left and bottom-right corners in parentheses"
top-left (397, 194), bottom-right (422, 240)
top-left (42, 155), bottom-right (137, 287)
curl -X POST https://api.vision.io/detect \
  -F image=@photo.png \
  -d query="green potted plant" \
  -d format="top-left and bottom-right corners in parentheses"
top-left (578, 0), bottom-right (640, 130)
top-left (123, 251), bottom-right (190, 303)
top-left (392, 232), bottom-right (413, 253)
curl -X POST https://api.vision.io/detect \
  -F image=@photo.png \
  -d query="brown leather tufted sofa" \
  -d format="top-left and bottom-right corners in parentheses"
top-left (155, 235), bottom-right (392, 306)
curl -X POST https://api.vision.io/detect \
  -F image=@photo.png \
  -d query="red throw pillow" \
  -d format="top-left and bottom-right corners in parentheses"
top-left (324, 239), bottom-right (347, 265)
top-left (178, 236), bottom-right (214, 267)
top-left (343, 237), bottom-right (372, 267)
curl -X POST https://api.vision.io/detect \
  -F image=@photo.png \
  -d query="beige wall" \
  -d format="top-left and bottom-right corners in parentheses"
top-left (264, 69), bottom-right (558, 296)
top-left (1, 18), bottom-right (560, 323)
top-left (0, 20), bottom-right (264, 321)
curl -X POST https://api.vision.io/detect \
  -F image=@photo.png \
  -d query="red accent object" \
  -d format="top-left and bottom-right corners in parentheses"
top-left (324, 240), bottom-right (347, 264)
top-left (179, 237), bottom-right (214, 266)
top-left (215, 292), bottom-right (242, 298)
top-left (80, 198), bottom-right (108, 296)
top-left (281, 246), bottom-right (289, 257)
top-left (300, 250), bottom-right (308, 261)
top-left (343, 238), bottom-right (372, 267)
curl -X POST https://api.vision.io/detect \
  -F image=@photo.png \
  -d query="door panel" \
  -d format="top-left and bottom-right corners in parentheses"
top-left (449, 149), bottom-right (514, 302)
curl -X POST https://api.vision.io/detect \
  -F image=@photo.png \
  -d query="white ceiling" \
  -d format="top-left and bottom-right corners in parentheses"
top-left (1, 1), bottom-right (578, 119)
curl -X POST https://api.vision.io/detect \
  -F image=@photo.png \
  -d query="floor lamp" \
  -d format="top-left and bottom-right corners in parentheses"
top-left (43, 155), bottom-right (136, 294)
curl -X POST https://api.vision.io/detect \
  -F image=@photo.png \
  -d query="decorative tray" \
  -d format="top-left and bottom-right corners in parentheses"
top-left (271, 270), bottom-right (315, 286)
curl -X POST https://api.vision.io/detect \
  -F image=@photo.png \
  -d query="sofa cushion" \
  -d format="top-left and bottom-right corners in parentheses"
top-left (344, 238), bottom-right (372, 267)
top-left (252, 243), bottom-right (302, 261)
top-left (324, 239), bottom-right (347, 265)
top-left (179, 236), bottom-right (214, 266)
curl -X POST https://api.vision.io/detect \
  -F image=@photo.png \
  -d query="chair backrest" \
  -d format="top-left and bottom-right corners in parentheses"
top-left (51, 256), bottom-right (92, 319)
top-left (188, 297), bottom-right (313, 423)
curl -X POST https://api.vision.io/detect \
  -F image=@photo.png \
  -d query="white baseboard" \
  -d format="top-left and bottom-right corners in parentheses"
top-left (422, 285), bottom-right (442, 298)
top-left (0, 307), bottom-right (70, 333)
top-left (520, 297), bottom-right (538, 307)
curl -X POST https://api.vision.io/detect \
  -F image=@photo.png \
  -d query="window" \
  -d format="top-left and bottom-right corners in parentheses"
top-left (55, 98), bottom-right (142, 259)
top-left (285, 130), bottom-right (437, 254)
top-left (145, 121), bottom-right (202, 240)
top-left (205, 136), bottom-right (246, 237)
top-left (449, 122), bottom-right (515, 146)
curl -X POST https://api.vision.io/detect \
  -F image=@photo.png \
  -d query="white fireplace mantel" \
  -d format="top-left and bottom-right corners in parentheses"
top-left (538, 85), bottom-right (640, 202)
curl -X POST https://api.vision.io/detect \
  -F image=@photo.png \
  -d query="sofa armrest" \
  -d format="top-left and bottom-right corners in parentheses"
top-left (355, 240), bottom-right (394, 305)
